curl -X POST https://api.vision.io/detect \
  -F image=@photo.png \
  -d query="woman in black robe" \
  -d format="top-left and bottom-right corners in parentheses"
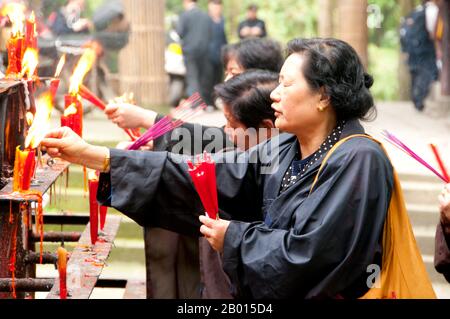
top-left (41, 38), bottom-right (394, 299)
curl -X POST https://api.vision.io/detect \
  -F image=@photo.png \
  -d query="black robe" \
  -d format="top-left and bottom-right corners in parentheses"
top-left (98, 119), bottom-right (394, 299)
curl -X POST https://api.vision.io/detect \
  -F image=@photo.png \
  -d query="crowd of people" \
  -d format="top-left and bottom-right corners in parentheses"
top-left (176, 0), bottom-right (267, 111)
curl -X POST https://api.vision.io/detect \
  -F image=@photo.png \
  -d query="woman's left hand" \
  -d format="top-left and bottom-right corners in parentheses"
top-left (439, 184), bottom-right (450, 234)
top-left (199, 215), bottom-right (230, 253)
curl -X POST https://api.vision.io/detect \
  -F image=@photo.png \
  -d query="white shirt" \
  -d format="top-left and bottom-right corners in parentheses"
top-left (425, 2), bottom-right (439, 35)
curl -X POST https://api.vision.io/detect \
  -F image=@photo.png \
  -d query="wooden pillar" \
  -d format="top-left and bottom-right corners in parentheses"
top-left (318, 0), bottom-right (335, 38)
top-left (119, 0), bottom-right (167, 107)
top-left (441, 0), bottom-right (450, 95)
top-left (337, 0), bottom-right (369, 68)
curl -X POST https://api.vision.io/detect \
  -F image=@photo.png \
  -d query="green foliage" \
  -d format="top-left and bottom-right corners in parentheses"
top-left (368, 44), bottom-right (400, 101)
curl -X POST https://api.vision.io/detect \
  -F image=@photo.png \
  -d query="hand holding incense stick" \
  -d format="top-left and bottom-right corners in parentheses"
top-left (127, 93), bottom-right (206, 151)
top-left (382, 130), bottom-right (449, 183)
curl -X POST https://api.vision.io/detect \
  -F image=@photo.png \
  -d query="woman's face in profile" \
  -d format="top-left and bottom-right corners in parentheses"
top-left (223, 104), bottom-right (248, 149)
top-left (224, 56), bottom-right (245, 82)
top-left (270, 53), bottom-right (323, 134)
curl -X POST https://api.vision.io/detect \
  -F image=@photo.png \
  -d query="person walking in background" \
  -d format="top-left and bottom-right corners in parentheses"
top-left (435, 184), bottom-right (450, 283)
top-left (177, 0), bottom-right (214, 107)
top-left (400, 0), bottom-right (439, 111)
top-left (237, 4), bottom-right (267, 40)
top-left (48, 0), bottom-right (93, 36)
top-left (206, 0), bottom-right (227, 111)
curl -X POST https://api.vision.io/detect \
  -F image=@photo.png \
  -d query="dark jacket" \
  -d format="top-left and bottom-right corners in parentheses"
top-left (177, 6), bottom-right (213, 57)
top-left (435, 223), bottom-right (450, 283)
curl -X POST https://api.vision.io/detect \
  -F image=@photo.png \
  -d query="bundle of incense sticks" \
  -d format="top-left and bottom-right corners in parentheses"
top-left (127, 93), bottom-right (206, 151)
top-left (382, 130), bottom-right (449, 183)
top-left (188, 152), bottom-right (219, 220)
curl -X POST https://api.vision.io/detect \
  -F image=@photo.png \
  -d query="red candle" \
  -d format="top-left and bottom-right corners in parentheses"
top-left (13, 146), bottom-right (36, 192)
top-left (88, 172), bottom-right (99, 245)
top-left (57, 247), bottom-right (68, 299)
top-left (61, 95), bottom-right (83, 137)
top-left (49, 79), bottom-right (60, 100)
top-left (6, 36), bottom-right (24, 77)
top-left (25, 12), bottom-right (37, 51)
top-left (100, 205), bottom-right (108, 231)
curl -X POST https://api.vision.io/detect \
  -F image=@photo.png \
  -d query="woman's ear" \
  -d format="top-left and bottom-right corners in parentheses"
top-left (318, 87), bottom-right (331, 111)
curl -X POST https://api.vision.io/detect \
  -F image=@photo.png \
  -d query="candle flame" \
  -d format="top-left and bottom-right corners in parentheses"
top-left (25, 92), bottom-right (54, 149)
top-left (88, 170), bottom-right (99, 181)
top-left (64, 103), bottom-right (78, 117)
top-left (29, 11), bottom-right (35, 24)
top-left (2, 3), bottom-right (26, 36)
top-left (69, 48), bottom-right (97, 95)
top-left (55, 54), bottom-right (66, 78)
top-left (21, 48), bottom-right (39, 78)
top-left (26, 112), bottom-right (34, 126)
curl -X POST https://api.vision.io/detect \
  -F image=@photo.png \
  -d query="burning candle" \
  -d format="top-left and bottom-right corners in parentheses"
top-left (49, 79), bottom-right (60, 100)
top-left (13, 146), bottom-right (36, 192)
top-left (25, 12), bottom-right (37, 51)
top-left (3, 2), bottom-right (26, 77)
top-left (57, 247), bottom-right (68, 299)
top-left (61, 95), bottom-right (83, 137)
top-left (6, 35), bottom-right (24, 77)
top-left (88, 171), bottom-right (99, 245)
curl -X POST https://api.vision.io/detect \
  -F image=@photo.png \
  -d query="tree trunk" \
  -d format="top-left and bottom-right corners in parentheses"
top-left (337, 0), bottom-right (368, 68)
top-left (224, 0), bottom-right (243, 42)
top-left (318, 0), bottom-right (334, 38)
top-left (119, 0), bottom-right (167, 107)
top-left (398, 0), bottom-right (416, 100)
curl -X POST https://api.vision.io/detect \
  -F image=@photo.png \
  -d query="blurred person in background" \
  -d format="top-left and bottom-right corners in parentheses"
top-left (205, 0), bottom-right (227, 112)
top-left (400, 0), bottom-right (439, 111)
top-left (177, 0), bottom-right (214, 108)
top-left (48, 0), bottom-right (92, 36)
top-left (237, 4), bottom-right (267, 40)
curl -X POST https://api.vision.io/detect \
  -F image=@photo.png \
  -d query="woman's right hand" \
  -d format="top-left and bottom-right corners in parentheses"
top-left (41, 127), bottom-right (109, 171)
top-left (439, 184), bottom-right (450, 235)
top-left (105, 103), bottom-right (157, 130)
